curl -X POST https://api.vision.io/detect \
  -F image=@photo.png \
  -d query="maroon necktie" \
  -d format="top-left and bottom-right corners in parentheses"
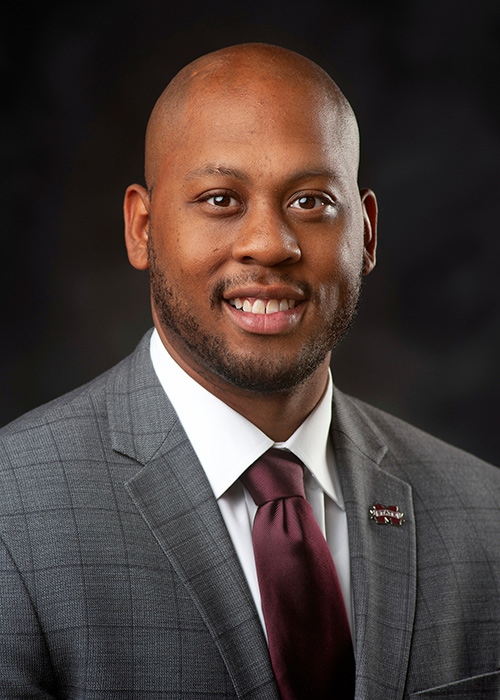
top-left (241, 448), bottom-right (355, 700)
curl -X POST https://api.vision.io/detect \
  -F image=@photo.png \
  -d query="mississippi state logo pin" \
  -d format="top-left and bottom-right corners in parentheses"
top-left (369, 504), bottom-right (405, 526)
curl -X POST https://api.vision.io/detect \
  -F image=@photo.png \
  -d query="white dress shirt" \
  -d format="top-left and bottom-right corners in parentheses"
top-left (150, 329), bottom-right (353, 635)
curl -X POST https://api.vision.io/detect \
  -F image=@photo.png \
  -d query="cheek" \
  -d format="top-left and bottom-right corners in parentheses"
top-left (172, 244), bottom-right (227, 283)
top-left (310, 237), bottom-right (364, 307)
top-left (312, 229), bottom-right (364, 277)
top-left (151, 213), bottom-right (226, 280)
top-left (331, 209), bottom-right (367, 279)
top-left (337, 235), bottom-right (365, 273)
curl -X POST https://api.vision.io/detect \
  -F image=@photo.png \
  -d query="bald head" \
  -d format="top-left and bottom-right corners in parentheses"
top-left (144, 43), bottom-right (360, 189)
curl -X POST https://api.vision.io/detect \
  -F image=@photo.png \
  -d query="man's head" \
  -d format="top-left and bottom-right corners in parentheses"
top-left (124, 43), bottom-right (377, 397)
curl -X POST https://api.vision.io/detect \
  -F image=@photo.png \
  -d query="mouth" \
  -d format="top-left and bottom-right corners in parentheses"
top-left (228, 297), bottom-right (297, 315)
top-left (221, 283), bottom-right (307, 335)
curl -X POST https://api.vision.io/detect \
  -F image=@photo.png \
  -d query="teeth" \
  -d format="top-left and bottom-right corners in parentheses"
top-left (229, 298), bottom-right (298, 314)
top-left (252, 299), bottom-right (266, 314)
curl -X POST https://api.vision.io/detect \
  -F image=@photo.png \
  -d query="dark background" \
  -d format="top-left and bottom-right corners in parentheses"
top-left (2, 0), bottom-right (499, 465)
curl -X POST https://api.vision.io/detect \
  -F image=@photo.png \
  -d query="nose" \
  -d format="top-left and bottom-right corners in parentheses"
top-left (231, 205), bottom-right (301, 267)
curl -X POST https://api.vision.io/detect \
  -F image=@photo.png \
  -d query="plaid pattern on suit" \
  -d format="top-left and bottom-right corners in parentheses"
top-left (0, 330), bottom-right (499, 699)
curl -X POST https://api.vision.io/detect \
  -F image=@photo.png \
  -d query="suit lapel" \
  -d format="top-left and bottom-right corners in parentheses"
top-left (331, 388), bottom-right (417, 700)
top-left (106, 332), bottom-right (279, 700)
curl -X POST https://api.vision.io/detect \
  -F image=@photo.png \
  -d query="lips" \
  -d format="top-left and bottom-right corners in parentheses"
top-left (228, 297), bottom-right (297, 314)
top-left (223, 290), bottom-right (305, 335)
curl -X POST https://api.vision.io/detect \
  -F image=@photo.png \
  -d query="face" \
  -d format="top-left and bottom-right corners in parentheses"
top-left (132, 78), bottom-right (376, 396)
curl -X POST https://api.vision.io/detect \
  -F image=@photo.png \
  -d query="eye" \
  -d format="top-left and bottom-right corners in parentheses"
top-left (289, 194), bottom-right (333, 210)
top-left (205, 193), bottom-right (239, 207)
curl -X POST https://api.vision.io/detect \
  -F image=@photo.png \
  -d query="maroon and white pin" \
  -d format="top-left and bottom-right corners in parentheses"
top-left (369, 504), bottom-right (405, 526)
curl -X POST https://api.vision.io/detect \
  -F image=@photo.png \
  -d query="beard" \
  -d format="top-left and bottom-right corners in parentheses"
top-left (148, 236), bottom-right (363, 394)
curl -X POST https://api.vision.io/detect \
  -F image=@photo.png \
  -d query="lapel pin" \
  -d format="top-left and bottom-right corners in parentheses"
top-left (369, 503), bottom-right (405, 526)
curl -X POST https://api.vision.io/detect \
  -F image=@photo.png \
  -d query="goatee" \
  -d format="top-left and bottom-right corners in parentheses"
top-left (148, 235), bottom-right (363, 394)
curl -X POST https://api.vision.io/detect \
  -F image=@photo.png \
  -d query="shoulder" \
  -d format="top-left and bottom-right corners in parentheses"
top-left (333, 388), bottom-right (500, 489)
top-left (0, 370), bottom-right (115, 524)
top-left (1, 361), bottom-right (114, 452)
top-left (0, 330), bottom-right (153, 473)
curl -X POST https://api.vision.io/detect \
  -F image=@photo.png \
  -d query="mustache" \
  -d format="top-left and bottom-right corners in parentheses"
top-left (210, 272), bottom-right (314, 308)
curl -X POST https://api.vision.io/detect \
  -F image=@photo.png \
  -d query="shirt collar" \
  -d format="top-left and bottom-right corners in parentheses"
top-left (150, 328), bottom-right (343, 507)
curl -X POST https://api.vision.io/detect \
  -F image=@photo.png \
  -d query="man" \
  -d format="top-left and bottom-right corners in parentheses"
top-left (0, 43), bottom-right (499, 699)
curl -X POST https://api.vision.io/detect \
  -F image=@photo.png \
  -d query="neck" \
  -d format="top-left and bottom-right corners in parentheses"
top-left (207, 367), bottom-right (330, 442)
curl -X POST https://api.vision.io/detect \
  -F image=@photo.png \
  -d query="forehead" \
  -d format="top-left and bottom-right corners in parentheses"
top-left (157, 78), bottom-right (357, 182)
top-left (191, 80), bottom-right (329, 133)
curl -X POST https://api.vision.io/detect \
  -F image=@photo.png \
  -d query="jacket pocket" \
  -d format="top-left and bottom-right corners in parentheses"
top-left (409, 670), bottom-right (500, 698)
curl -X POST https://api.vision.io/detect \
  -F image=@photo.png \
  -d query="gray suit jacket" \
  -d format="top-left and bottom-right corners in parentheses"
top-left (0, 331), bottom-right (499, 699)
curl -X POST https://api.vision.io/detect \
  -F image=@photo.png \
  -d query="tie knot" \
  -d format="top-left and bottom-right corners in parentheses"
top-left (241, 448), bottom-right (305, 506)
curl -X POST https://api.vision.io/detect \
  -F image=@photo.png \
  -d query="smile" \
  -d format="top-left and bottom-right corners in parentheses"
top-left (228, 298), bottom-right (297, 315)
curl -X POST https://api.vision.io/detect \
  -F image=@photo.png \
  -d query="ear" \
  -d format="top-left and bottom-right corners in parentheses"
top-left (124, 184), bottom-right (151, 270)
top-left (360, 188), bottom-right (377, 276)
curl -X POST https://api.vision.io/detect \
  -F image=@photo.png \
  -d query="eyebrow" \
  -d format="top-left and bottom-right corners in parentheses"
top-left (185, 165), bottom-right (250, 182)
top-left (287, 168), bottom-right (338, 183)
top-left (184, 165), bottom-right (338, 184)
